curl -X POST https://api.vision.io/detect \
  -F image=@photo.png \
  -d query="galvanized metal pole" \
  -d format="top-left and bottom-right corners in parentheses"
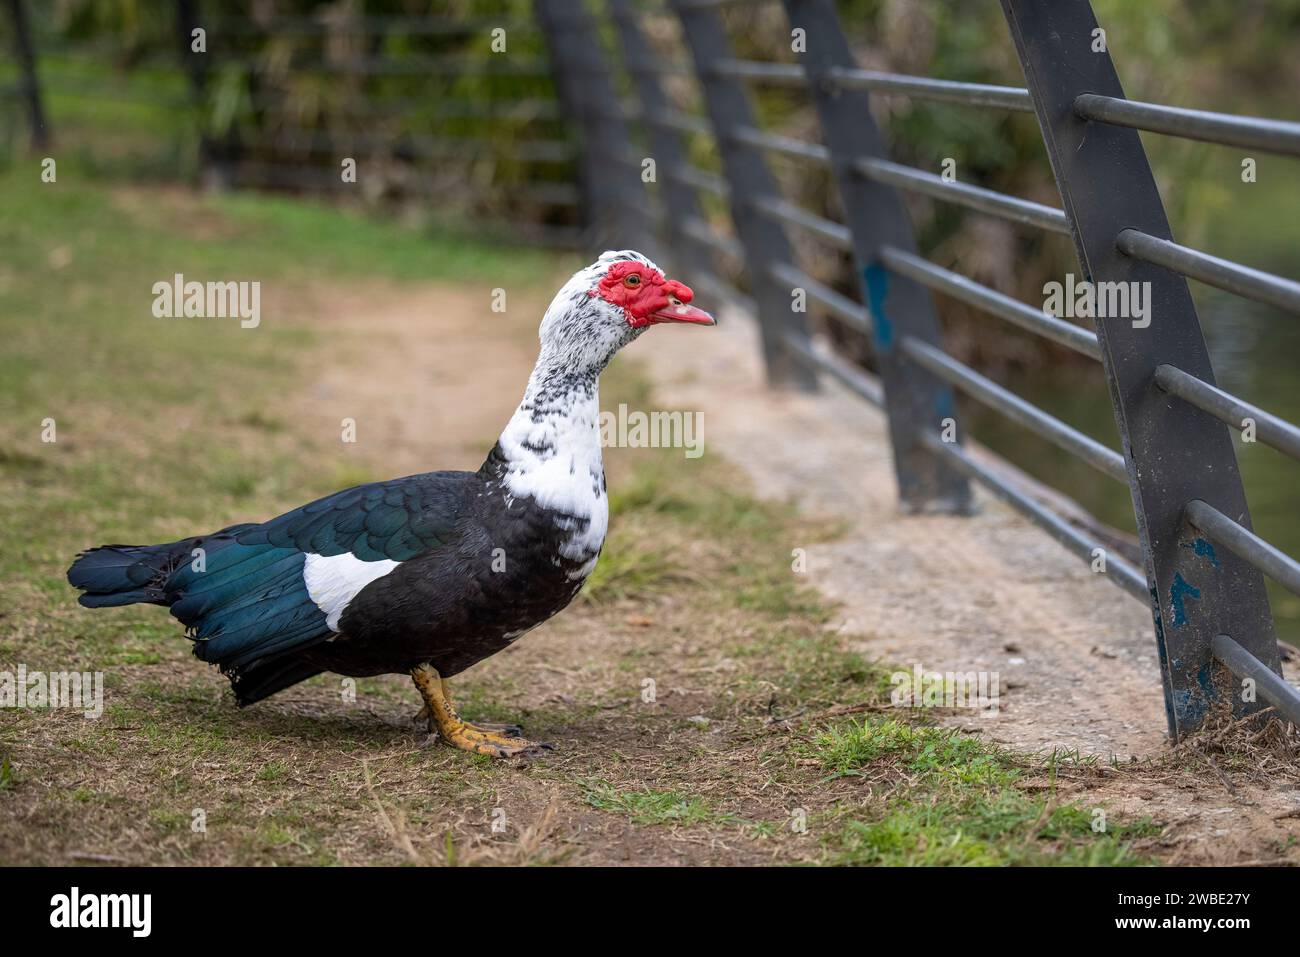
top-left (534, 0), bottom-right (650, 254)
top-left (669, 0), bottom-right (816, 390)
top-left (5, 0), bottom-right (48, 149)
top-left (606, 0), bottom-right (711, 281)
top-left (1000, 0), bottom-right (1280, 739)
top-left (782, 0), bottom-right (971, 512)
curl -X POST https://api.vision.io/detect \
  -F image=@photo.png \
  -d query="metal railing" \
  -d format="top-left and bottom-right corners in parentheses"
top-left (550, 0), bottom-right (1300, 740)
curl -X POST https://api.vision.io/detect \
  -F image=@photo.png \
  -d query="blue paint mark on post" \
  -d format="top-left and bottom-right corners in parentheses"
top-left (934, 388), bottom-right (955, 422)
top-left (862, 264), bottom-right (892, 352)
top-left (1196, 660), bottom-right (1217, 698)
top-left (1171, 688), bottom-right (1198, 726)
top-left (1168, 572), bottom-right (1202, 628)
top-left (1192, 538), bottom-right (1219, 567)
top-left (1170, 660), bottom-right (1218, 728)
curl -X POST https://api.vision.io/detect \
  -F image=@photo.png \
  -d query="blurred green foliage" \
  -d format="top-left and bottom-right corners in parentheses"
top-left (3, 0), bottom-right (577, 225)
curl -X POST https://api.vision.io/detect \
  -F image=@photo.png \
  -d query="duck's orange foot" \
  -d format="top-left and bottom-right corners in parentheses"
top-left (410, 664), bottom-right (549, 759)
top-left (436, 721), bottom-right (553, 759)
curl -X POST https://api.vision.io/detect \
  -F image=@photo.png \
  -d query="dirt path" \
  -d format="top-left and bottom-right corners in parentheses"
top-left (278, 279), bottom-right (544, 474)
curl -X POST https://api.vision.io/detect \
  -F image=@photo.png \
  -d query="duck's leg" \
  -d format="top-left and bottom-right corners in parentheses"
top-left (410, 704), bottom-right (522, 737)
top-left (410, 664), bottom-right (549, 758)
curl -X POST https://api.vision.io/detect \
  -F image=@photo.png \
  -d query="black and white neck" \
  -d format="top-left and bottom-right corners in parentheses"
top-left (494, 349), bottom-right (605, 516)
top-left (484, 290), bottom-right (635, 578)
top-left (479, 249), bottom-right (700, 578)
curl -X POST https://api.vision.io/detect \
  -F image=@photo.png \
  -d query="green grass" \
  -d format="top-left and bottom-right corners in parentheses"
top-left (809, 717), bottom-right (1158, 866)
top-left (581, 779), bottom-right (737, 827)
top-left (829, 797), bottom-right (1153, 867)
top-left (579, 538), bottom-right (681, 604)
top-left (817, 718), bottom-right (1018, 787)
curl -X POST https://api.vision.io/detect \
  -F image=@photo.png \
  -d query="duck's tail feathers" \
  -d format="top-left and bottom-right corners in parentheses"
top-left (66, 540), bottom-right (195, 608)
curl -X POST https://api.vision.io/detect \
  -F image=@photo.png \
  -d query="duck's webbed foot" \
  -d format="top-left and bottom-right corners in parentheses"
top-left (410, 664), bottom-right (549, 759)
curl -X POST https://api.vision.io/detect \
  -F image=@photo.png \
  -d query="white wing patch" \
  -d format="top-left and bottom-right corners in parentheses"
top-left (303, 552), bottom-right (402, 631)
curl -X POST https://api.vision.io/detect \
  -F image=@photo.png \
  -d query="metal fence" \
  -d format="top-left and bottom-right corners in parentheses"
top-left (547, 0), bottom-right (1300, 741)
top-left (5, 0), bottom-right (1299, 741)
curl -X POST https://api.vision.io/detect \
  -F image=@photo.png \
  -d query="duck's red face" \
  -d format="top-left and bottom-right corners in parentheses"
top-left (592, 260), bottom-right (715, 329)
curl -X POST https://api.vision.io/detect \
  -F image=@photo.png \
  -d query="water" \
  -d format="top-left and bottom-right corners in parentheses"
top-left (969, 286), bottom-right (1300, 648)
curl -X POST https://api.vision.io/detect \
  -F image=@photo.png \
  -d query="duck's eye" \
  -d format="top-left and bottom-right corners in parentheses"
top-left (623, 274), bottom-right (641, 288)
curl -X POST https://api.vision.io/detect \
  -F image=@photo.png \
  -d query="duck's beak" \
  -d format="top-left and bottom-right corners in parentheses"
top-left (649, 294), bottom-right (715, 326)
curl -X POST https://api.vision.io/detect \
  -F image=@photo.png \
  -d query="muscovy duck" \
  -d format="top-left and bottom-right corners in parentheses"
top-left (67, 250), bottom-right (714, 757)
